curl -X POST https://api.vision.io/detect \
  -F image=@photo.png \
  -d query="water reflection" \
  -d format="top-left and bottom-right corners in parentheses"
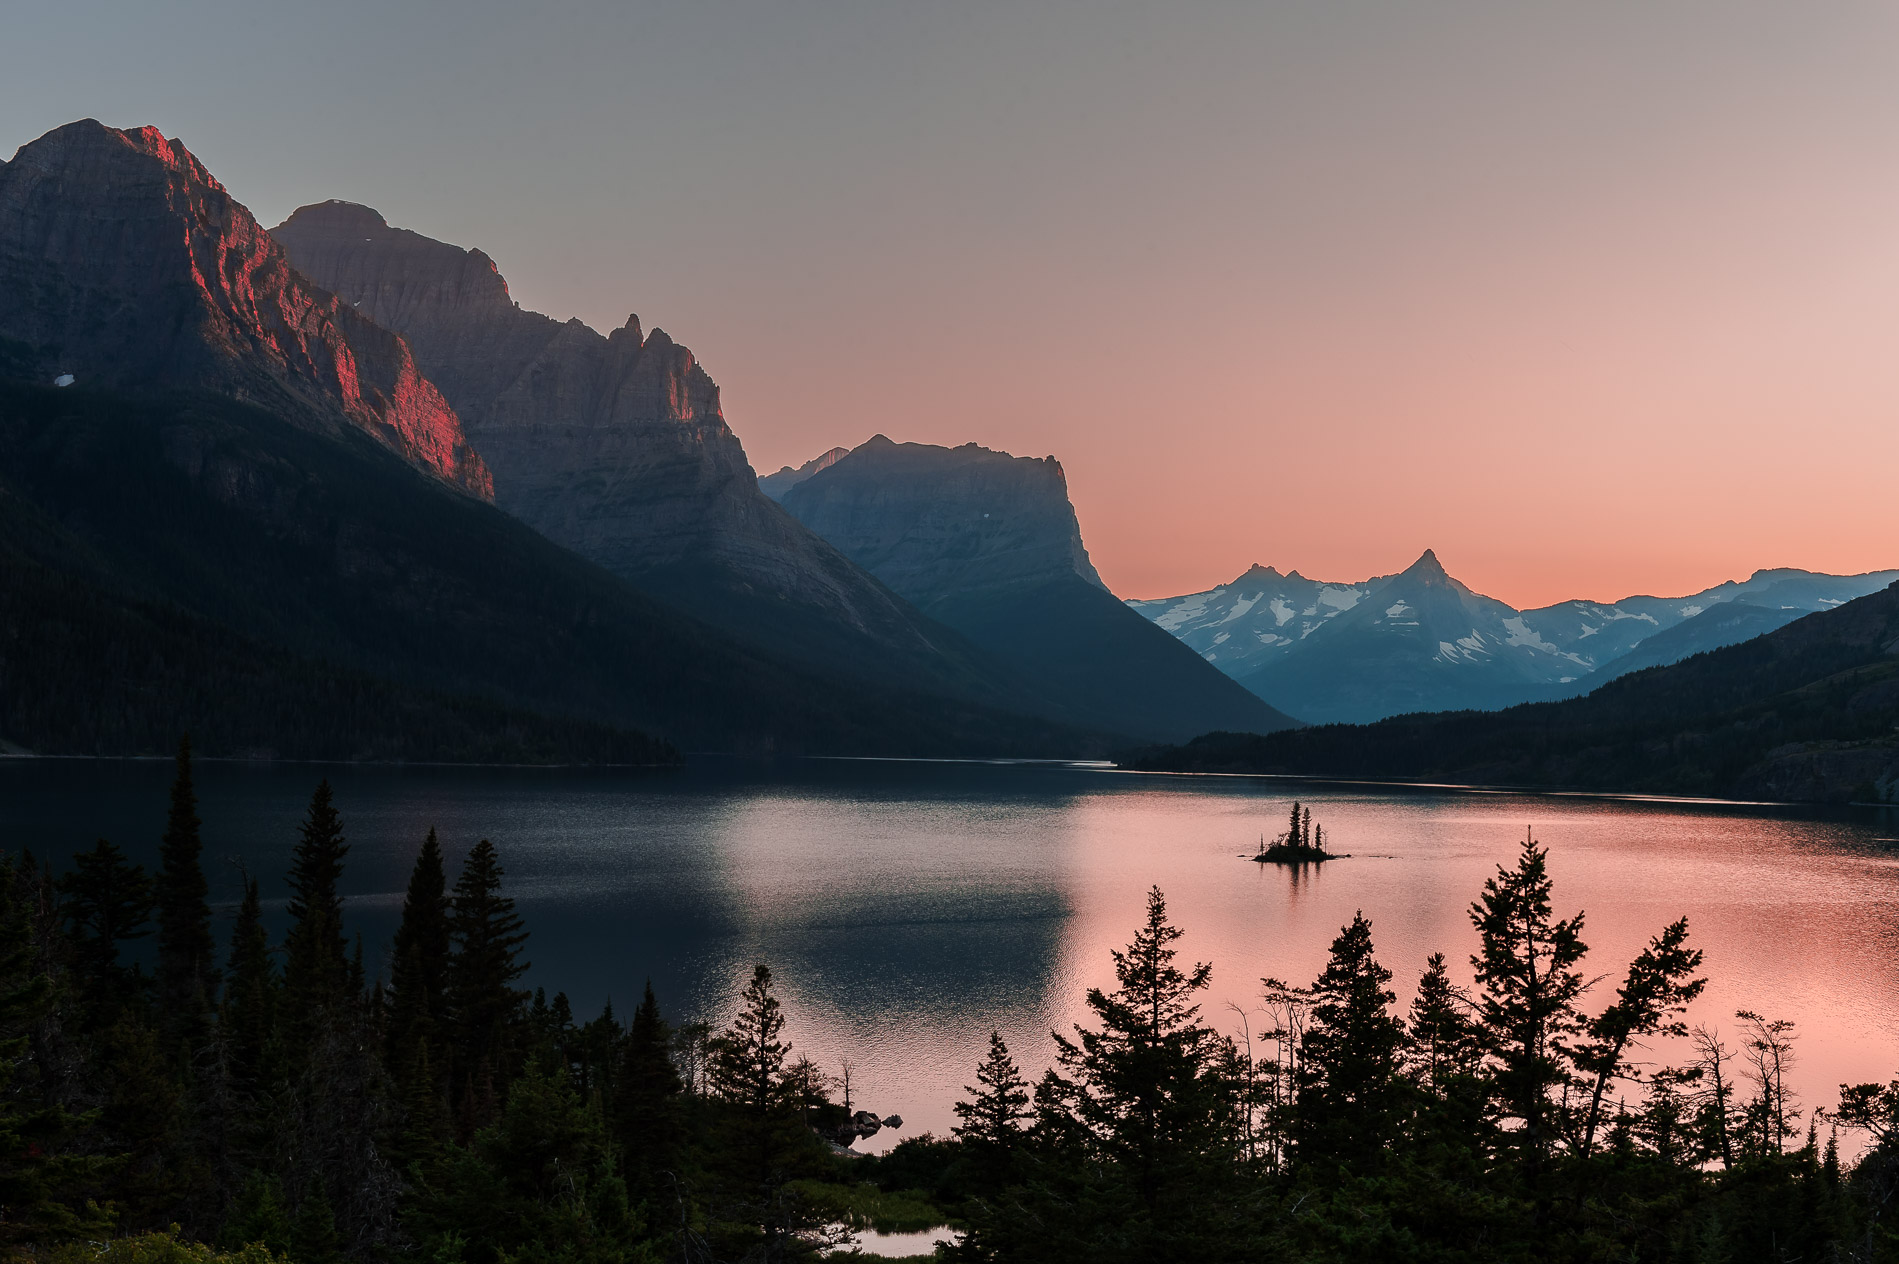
top-left (1, 756), bottom-right (1895, 1151)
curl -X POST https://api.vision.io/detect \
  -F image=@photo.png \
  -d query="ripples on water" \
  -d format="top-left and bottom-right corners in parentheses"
top-left (3, 756), bottom-right (1895, 1150)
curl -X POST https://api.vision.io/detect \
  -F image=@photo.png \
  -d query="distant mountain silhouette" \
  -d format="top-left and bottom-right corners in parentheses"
top-left (780, 437), bottom-right (1300, 742)
top-left (1126, 581), bottom-right (1899, 804)
top-left (1132, 550), bottom-right (1899, 723)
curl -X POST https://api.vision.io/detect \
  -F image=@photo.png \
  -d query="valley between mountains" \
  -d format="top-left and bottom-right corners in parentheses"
top-left (2, 118), bottom-right (1894, 802)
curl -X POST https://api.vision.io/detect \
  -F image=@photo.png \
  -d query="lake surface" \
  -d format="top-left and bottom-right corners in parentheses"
top-left (3, 756), bottom-right (1896, 1150)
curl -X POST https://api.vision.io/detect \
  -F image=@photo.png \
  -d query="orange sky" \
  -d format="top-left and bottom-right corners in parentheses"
top-left (9, 2), bottom-right (1899, 607)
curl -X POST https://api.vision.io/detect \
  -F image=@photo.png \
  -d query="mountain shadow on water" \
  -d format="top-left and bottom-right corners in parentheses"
top-left (1125, 581), bottom-right (1899, 804)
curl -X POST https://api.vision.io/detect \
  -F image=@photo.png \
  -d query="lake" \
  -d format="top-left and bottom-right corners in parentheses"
top-left (3, 755), bottom-right (1896, 1151)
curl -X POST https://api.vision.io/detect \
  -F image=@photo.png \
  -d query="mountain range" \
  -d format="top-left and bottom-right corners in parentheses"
top-left (1131, 551), bottom-right (1899, 724)
top-left (0, 118), bottom-right (1282, 758)
top-left (774, 437), bottom-right (1296, 742)
top-left (1125, 577), bottom-right (1899, 804)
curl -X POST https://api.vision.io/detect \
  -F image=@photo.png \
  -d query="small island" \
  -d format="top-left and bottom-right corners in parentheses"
top-left (1252, 800), bottom-right (1342, 863)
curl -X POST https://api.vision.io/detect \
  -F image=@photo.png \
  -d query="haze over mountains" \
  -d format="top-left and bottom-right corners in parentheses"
top-left (775, 437), bottom-right (1296, 741)
top-left (1132, 551), bottom-right (1899, 723)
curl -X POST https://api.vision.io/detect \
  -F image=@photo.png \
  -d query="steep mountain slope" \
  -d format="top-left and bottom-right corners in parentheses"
top-left (1126, 581), bottom-right (1899, 804)
top-left (0, 122), bottom-right (489, 494)
top-left (1133, 552), bottom-right (1898, 722)
top-left (270, 201), bottom-right (1017, 705)
top-left (780, 437), bottom-right (1298, 742)
top-left (0, 379), bottom-right (1093, 758)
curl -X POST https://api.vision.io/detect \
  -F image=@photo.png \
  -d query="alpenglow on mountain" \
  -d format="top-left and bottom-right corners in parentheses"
top-left (777, 437), bottom-right (1298, 742)
top-left (0, 119), bottom-right (1117, 760)
top-left (0, 122), bottom-right (491, 495)
top-left (1130, 551), bottom-right (1899, 724)
top-left (270, 200), bottom-right (1041, 709)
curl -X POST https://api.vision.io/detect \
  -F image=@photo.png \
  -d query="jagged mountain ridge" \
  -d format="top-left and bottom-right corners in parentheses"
top-left (778, 437), bottom-right (1298, 742)
top-left (759, 446), bottom-right (850, 501)
top-left (0, 122), bottom-right (489, 494)
top-left (1124, 580), bottom-right (1899, 805)
top-left (270, 201), bottom-right (1029, 705)
top-left (1133, 551), bottom-right (1899, 723)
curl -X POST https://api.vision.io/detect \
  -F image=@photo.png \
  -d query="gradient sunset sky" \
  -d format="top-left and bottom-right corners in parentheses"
top-left (9, 2), bottom-right (1898, 605)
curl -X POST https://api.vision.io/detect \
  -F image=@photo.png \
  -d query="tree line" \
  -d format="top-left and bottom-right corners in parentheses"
top-left (2, 750), bottom-right (1897, 1263)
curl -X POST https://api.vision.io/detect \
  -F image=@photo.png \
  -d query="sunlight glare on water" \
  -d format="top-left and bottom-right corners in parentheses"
top-left (3, 757), bottom-right (1895, 1153)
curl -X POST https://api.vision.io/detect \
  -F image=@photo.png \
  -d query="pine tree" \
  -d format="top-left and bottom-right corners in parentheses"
top-left (954, 1031), bottom-right (1032, 1194)
top-left (1048, 886), bottom-right (1229, 1221)
top-left (1468, 829), bottom-right (1589, 1179)
top-left (1407, 952), bottom-right (1482, 1096)
top-left (223, 875), bottom-right (276, 1090)
top-left (56, 837), bottom-right (153, 1025)
top-left (283, 780), bottom-right (352, 1021)
top-left (614, 981), bottom-right (682, 1194)
top-left (388, 829), bottom-right (451, 1088)
top-left (0, 855), bottom-right (108, 1248)
top-left (155, 736), bottom-right (218, 1038)
top-left (446, 839), bottom-right (530, 1110)
top-left (1572, 917), bottom-right (1705, 1157)
top-left (1293, 911), bottom-right (1404, 1169)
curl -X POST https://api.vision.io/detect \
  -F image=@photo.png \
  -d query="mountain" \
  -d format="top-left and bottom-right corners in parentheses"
top-left (778, 437), bottom-right (1299, 742)
top-left (1132, 552), bottom-right (1899, 723)
top-left (1567, 601), bottom-right (1806, 687)
top-left (0, 378), bottom-right (1092, 759)
top-left (759, 447), bottom-right (850, 500)
top-left (0, 120), bottom-right (1100, 759)
top-left (0, 121), bottom-right (489, 495)
top-left (270, 202), bottom-right (1019, 707)
top-left (1125, 580), bottom-right (1899, 804)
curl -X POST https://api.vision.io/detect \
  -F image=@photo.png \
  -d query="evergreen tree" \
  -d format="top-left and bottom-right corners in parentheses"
top-left (155, 736), bottom-right (218, 1038)
top-left (953, 1031), bottom-right (1031, 1193)
top-left (223, 876), bottom-right (276, 1091)
top-left (283, 780), bottom-right (352, 1022)
top-left (1572, 917), bottom-right (1705, 1157)
top-left (1407, 953), bottom-right (1481, 1096)
top-left (1468, 829), bottom-right (1588, 1179)
top-left (613, 981), bottom-right (682, 1194)
top-left (0, 856), bottom-right (108, 1248)
top-left (1047, 887), bottom-right (1231, 1229)
top-left (56, 837), bottom-right (153, 1025)
top-left (1293, 911), bottom-right (1404, 1170)
top-left (388, 830), bottom-right (451, 1088)
top-left (705, 964), bottom-right (834, 1261)
top-left (446, 840), bottom-right (530, 1112)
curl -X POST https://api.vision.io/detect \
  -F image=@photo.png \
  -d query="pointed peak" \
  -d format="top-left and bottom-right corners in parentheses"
top-left (1406, 548), bottom-right (1449, 578)
top-left (1235, 563), bottom-right (1284, 585)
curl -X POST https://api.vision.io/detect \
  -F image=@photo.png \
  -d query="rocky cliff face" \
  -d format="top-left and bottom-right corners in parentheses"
top-left (0, 122), bottom-right (489, 495)
top-left (779, 438), bottom-right (1296, 742)
top-left (271, 202), bottom-right (1017, 699)
top-left (781, 436), bottom-right (1107, 613)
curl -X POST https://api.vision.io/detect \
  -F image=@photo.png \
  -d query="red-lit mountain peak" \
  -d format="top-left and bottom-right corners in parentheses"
top-left (0, 120), bottom-right (490, 496)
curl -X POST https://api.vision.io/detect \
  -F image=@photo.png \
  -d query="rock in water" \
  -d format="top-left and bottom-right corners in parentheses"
top-left (0, 122), bottom-right (490, 496)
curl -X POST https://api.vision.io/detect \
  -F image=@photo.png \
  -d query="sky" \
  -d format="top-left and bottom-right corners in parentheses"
top-left (7, 1), bottom-right (1899, 605)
